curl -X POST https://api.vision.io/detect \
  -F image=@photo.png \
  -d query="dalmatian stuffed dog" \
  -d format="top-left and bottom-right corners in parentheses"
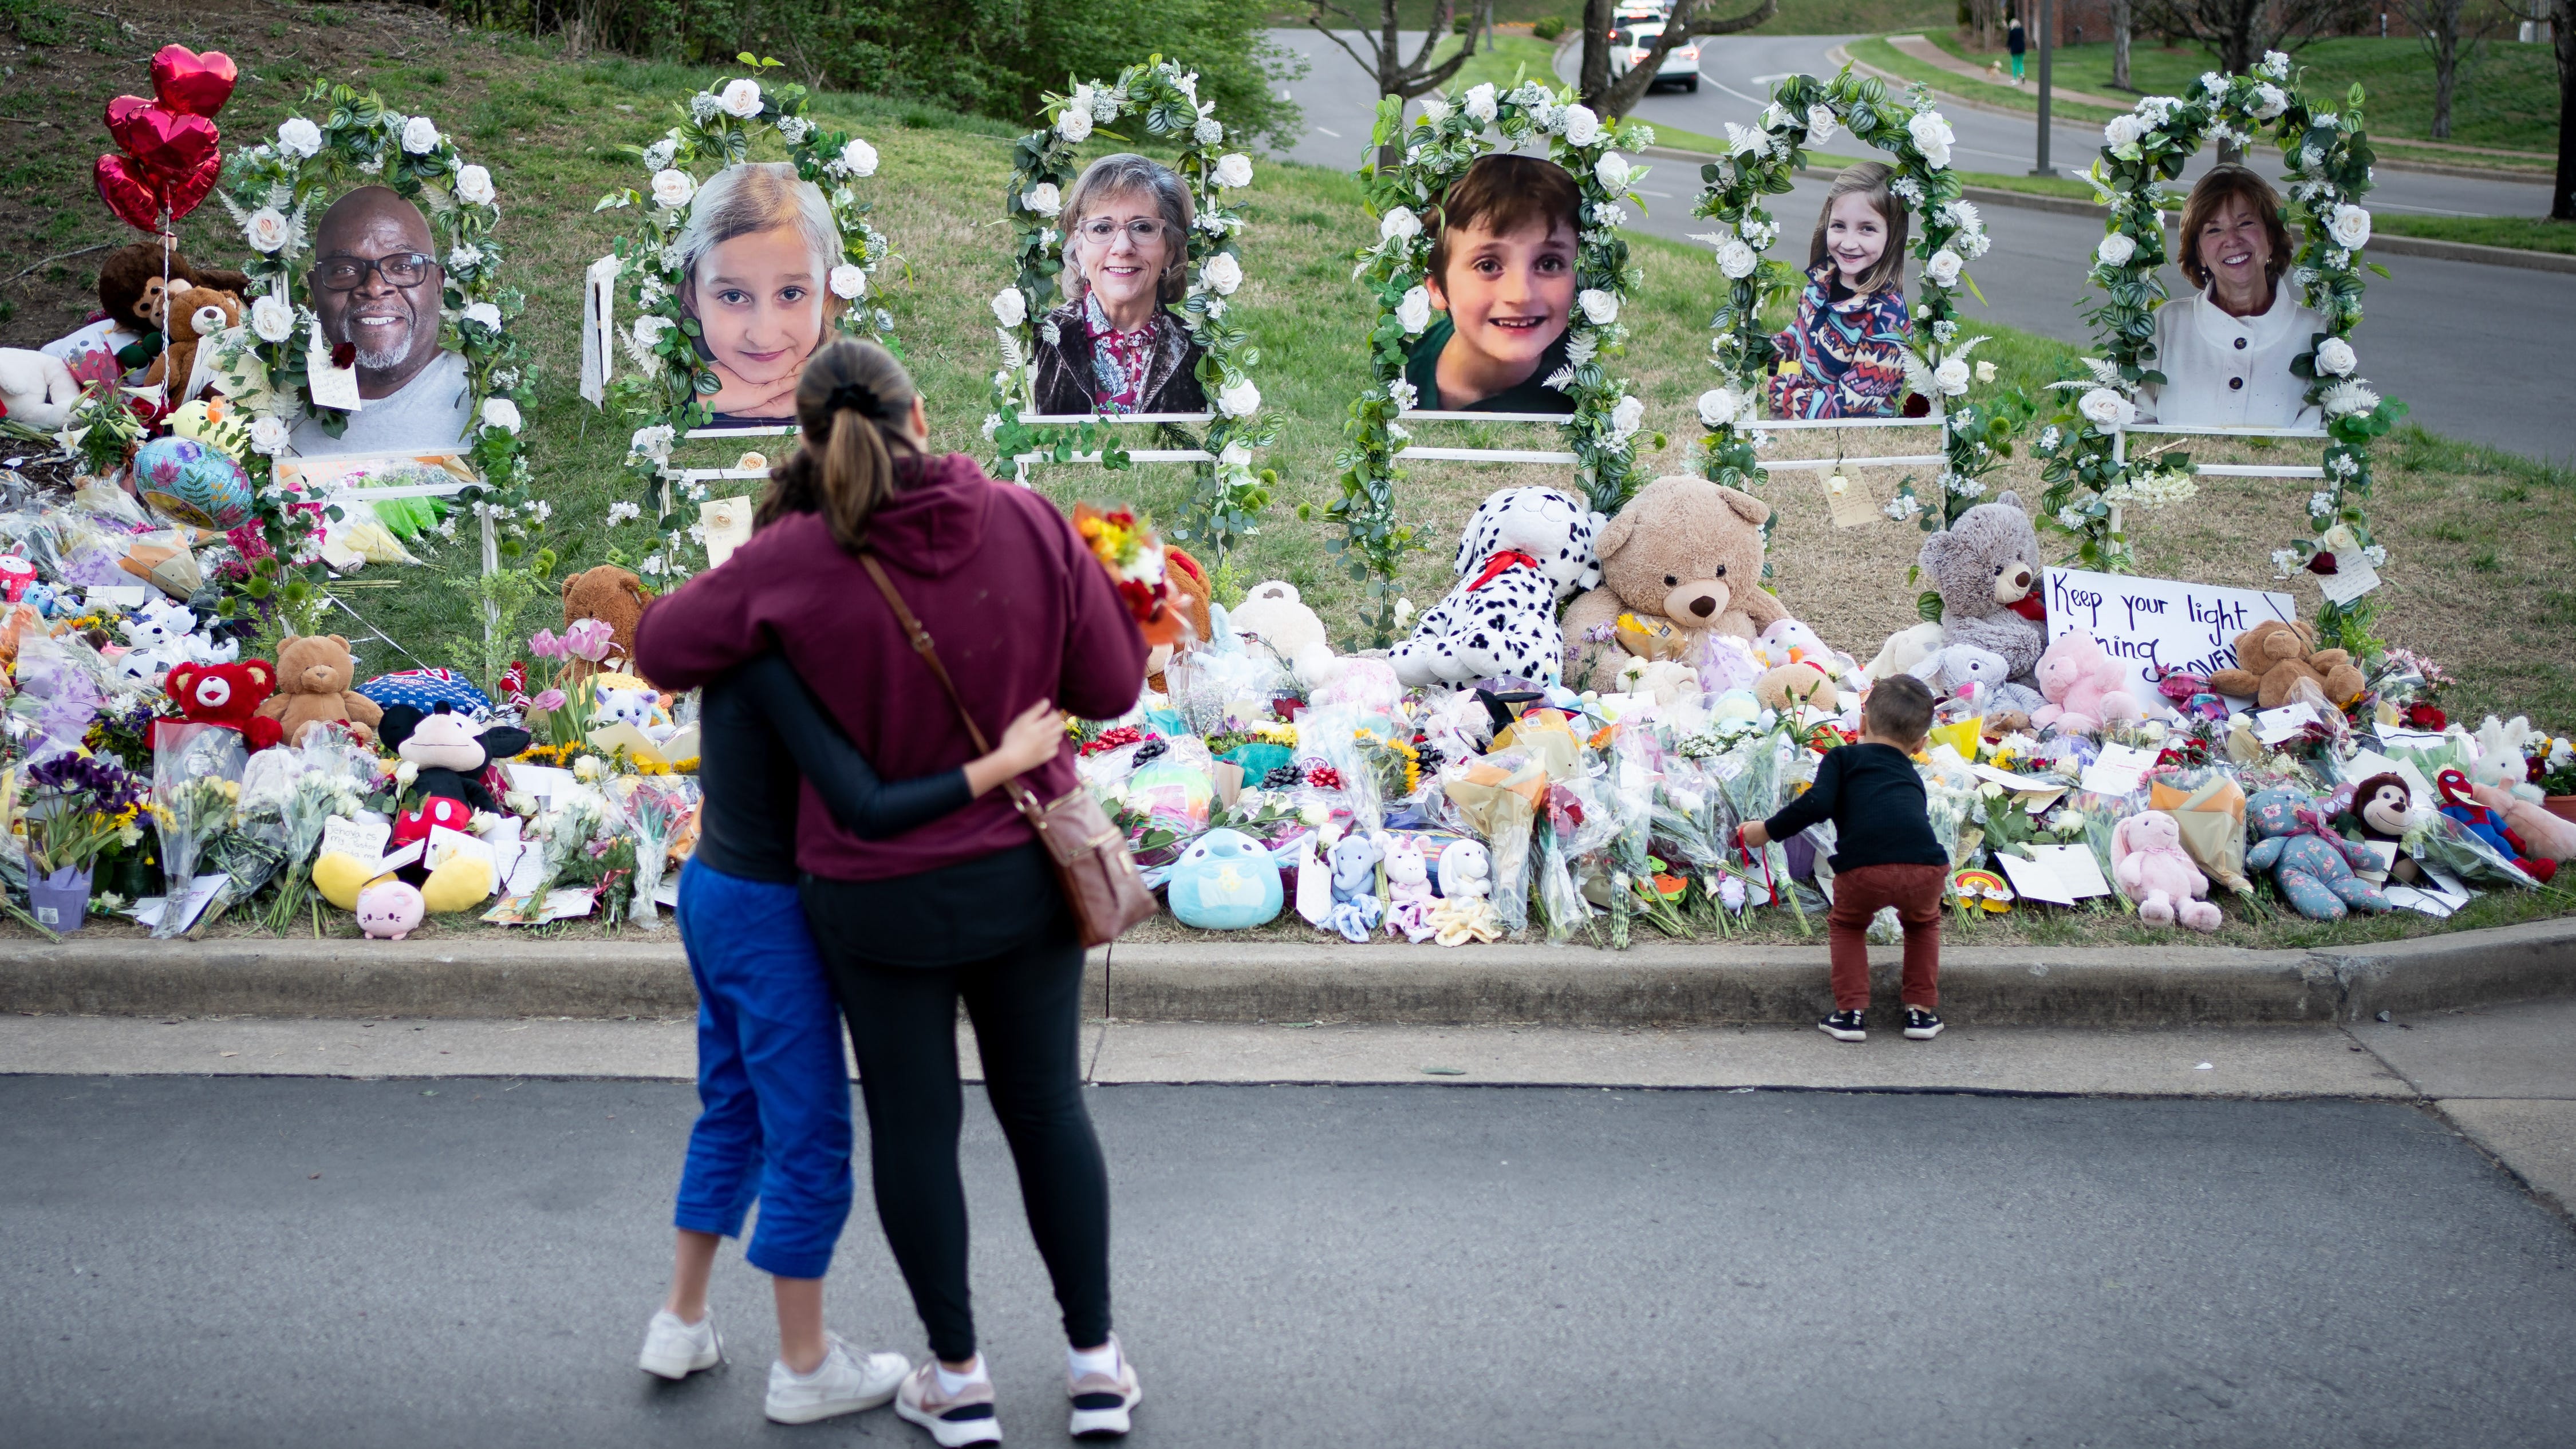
top-left (1390, 487), bottom-right (1605, 687)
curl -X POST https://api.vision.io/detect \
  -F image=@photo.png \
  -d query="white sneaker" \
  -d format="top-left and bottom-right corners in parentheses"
top-left (895, 1356), bottom-right (1004, 1446)
top-left (637, 1308), bottom-right (721, 1380)
top-left (765, 1333), bottom-right (909, 1425)
top-left (1068, 1335), bottom-right (1142, 1439)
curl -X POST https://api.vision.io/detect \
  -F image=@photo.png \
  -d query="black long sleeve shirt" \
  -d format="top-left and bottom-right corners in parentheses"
top-left (1760, 741), bottom-right (1948, 872)
top-left (691, 653), bottom-right (972, 885)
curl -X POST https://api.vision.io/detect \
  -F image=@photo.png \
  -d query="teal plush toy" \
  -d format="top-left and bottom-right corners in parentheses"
top-left (1166, 828), bottom-right (1284, 930)
top-left (2246, 787), bottom-right (2390, 921)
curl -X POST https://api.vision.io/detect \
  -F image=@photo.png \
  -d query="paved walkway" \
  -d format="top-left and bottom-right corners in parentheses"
top-left (1886, 31), bottom-right (2135, 112)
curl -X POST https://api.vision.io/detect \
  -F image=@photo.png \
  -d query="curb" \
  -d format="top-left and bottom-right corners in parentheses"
top-left (3, 921), bottom-right (2569, 1026)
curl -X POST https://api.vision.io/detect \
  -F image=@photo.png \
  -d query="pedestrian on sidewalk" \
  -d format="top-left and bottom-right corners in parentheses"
top-left (636, 337), bottom-right (1151, 1447)
top-left (634, 535), bottom-right (1067, 1422)
top-left (1737, 673), bottom-right (1950, 1044)
top-left (2008, 14), bottom-right (2027, 82)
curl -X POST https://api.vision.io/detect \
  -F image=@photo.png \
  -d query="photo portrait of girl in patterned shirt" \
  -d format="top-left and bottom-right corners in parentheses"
top-left (1767, 161), bottom-right (1913, 421)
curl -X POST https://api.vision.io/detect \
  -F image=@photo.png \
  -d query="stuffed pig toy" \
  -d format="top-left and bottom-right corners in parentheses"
top-left (2111, 810), bottom-right (2221, 932)
top-left (356, 878), bottom-right (427, 940)
top-left (2031, 630), bottom-right (2142, 735)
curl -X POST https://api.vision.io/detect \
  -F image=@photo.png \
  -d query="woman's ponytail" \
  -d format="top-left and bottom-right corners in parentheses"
top-left (756, 337), bottom-right (921, 552)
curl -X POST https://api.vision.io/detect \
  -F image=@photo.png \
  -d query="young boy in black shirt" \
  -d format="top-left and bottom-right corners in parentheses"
top-left (1739, 674), bottom-right (1950, 1042)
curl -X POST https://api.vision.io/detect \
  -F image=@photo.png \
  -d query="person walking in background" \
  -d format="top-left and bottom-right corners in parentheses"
top-left (636, 337), bottom-right (1150, 1446)
top-left (2008, 13), bottom-right (2027, 82)
top-left (636, 582), bottom-right (1067, 1422)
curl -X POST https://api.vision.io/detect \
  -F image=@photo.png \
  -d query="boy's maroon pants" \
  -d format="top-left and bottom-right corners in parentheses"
top-left (1824, 863), bottom-right (1948, 1012)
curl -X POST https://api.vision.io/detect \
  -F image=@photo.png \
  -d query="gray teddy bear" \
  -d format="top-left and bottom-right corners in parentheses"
top-left (1918, 491), bottom-right (2048, 686)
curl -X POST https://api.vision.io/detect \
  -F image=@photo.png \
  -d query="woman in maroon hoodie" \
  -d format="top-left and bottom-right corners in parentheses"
top-left (637, 338), bottom-right (1149, 1444)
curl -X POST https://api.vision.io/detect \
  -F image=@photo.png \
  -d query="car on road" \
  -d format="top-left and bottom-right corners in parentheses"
top-left (1608, 20), bottom-right (1701, 92)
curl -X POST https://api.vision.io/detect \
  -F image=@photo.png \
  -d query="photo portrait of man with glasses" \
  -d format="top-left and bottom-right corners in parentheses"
top-left (287, 185), bottom-right (474, 457)
top-left (1030, 153), bottom-right (1209, 418)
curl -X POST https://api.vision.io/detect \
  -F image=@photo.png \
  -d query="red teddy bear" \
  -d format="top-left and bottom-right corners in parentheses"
top-left (164, 660), bottom-right (283, 751)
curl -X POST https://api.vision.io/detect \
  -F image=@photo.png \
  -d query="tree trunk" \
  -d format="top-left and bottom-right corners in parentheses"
top-left (2558, 0), bottom-right (2576, 219)
top-left (2112, 0), bottom-right (2132, 86)
top-left (1580, 0), bottom-right (1616, 102)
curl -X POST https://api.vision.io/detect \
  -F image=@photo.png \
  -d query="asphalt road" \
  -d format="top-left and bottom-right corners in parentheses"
top-left (7, 1075), bottom-right (2575, 1447)
top-left (1269, 30), bottom-right (2575, 461)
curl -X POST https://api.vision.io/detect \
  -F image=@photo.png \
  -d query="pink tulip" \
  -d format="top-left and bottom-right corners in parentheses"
top-left (562, 618), bottom-right (617, 663)
top-left (532, 688), bottom-right (566, 712)
top-left (528, 629), bottom-right (565, 659)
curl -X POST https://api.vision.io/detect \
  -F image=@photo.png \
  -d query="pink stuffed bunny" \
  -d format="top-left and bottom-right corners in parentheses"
top-left (2031, 630), bottom-right (2143, 733)
top-left (2111, 811), bottom-right (2222, 932)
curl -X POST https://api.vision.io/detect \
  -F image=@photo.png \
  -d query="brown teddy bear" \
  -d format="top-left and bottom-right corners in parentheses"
top-left (257, 634), bottom-right (386, 746)
top-left (140, 286), bottom-right (243, 404)
top-left (2206, 619), bottom-right (2364, 709)
top-left (1559, 475), bottom-right (1786, 693)
top-left (562, 566), bottom-right (652, 681)
top-left (95, 243), bottom-right (253, 373)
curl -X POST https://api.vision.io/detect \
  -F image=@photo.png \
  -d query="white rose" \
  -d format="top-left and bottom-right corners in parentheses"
top-left (1934, 356), bottom-right (1970, 396)
top-left (1906, 112), bottom-right (1954, 168)
top-left (1975, 360), bottom-right (1997, 384)
top-left (1217, 377), bottom-right (1261, 418)
top-left (1463, 83), bottom-right (1498, 125)
top-left (2315, 337), bottom-right (2357, 376)
top-left (455, 164), bottom-right (495, 206)
top-left (244, 207), bottom-right (292, 254)
top-left (2096, 232), bottom-right (2137, 268)
top-left (1806, 105), bottom-right (1837, 145)
top-left (1395, 285), bottom-right (1433, 335)
top-left (632, 314), bottom-right (671, 346)
top-left (1213, 153), bottom-right (1255, 189)
top-left (1594, 151), bottom-right (1632, 192)
top-left (461, 301), bottom-right (503, 331)
top-left (1578, 289), bottom-right (1619, 326)
top-left (1924, 248), bottom-right (1963, 287)
top-left (1023, 181), bottom-right (1062, 216)
top-left (2262, 49), bottom-right (2291, 78)
top-left (1057, 101), bottom-right (1093, 144)
top-left (991, 287), bottom-right (1027, 327)
top-left (1717, 239), bottom-right (1757, 279)
top-left (1202, 252), bottom-right (1243, 295)
top-left (481, 397), bottom-right (522, 435)
top-left (249, 294), bottom-right (294, 343)
top-left (631, 424), bottom-right (676, 461)
top-left (2327, 203), bottom-right (2372, 250)
top-left (2078, 388), bottom-right (2134, 428)
top-left (1379, 207), bottom-right (1421, 243)
top-left (1610, 394), bottom-right (1644, 440)
top-left (1219, 440), bottom-right (1253, 467)
top-left (2103, 114), bottom-right (2143, 149)
top-left (277, 117), bottom-right (322, 159)
top-left (650, 168), bottom-right (696, 208)
top-left (1561, 104), bottom-right (1601, 147)
top-left (2252, 84), bottom-right (2289, 120)
top-left (830, 264), bottom-right (867, 300)
top-left (1697, 388), bottom-right (1743, 428)
top-left (839, 137), bottom-right (878, 177)
top-left (401, 115), bottom-right (441, 155)
top-left (247, 416), bottom-right (289, 456)
top-left (719, 79), bottom-right (763, 119)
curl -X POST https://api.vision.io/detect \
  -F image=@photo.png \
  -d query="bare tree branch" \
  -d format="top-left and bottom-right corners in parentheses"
top-left (1580, 0), bottom-right (1777, 119)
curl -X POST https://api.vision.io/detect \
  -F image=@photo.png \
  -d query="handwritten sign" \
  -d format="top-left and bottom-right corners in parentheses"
top-left (2043, 567), bottom-right (2297, 705)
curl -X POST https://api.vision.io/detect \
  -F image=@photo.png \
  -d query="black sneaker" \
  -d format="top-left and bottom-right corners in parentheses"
top-left (1903, 1007), bottom-right (1944, 1040)
top-left (1818, 1009), bottom-right (1865, 1043)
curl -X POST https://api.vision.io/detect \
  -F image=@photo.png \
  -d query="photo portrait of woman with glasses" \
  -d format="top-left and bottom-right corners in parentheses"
top-left (1029, 153), bottom-right (1209, 418)
top-left (289, 185), bottom-right (474, 456)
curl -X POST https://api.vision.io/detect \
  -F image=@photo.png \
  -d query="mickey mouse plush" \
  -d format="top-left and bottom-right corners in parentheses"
top-left (164, 659), bottom-right (282, 750)
top-left (381, 702), bottom-right (531, 814)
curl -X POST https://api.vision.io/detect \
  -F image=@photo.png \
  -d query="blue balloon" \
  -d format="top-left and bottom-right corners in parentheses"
top-left (1165, 828), bottom-right (1284, 930)
top-left (133, 434), bottom-right (253, 530)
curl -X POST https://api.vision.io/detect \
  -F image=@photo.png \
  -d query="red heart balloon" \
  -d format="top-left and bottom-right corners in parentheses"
top-left (158, 147), bottom-right (222, 223)
top-left (104, 98), bottom-right (218, 182)
top-left (150, 45), bottom-right (238, 119)
top-left (94, 153), bottom-right (167, 235)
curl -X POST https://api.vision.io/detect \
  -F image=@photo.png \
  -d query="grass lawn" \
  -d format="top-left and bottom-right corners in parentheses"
top-left (1911, 30), bottom-right (2559, 160)
top-left (2370, 214), bottom-right (2576, 255)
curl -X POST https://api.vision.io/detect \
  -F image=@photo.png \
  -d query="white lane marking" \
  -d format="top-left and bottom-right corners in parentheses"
top-left (1639, 189), bottom-right (1676, 198)
top-left (1748, 73), bottom-right (1792, 84)
top-left (1314, 126), bottom-right (1343, 138)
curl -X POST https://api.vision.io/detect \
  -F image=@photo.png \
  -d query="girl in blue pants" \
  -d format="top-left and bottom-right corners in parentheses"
top-left (639, 649), bottom-right (1061, 1425)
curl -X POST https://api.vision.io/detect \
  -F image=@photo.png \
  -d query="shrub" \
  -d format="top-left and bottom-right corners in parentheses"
top-left (1533, 14), bottom-right (1568, 38)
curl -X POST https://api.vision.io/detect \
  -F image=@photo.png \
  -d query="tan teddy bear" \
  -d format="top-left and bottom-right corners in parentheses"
top-left (562, 565), bottom-right (652, 682)
top-left (257, 634), bottom-right (385, 746)
top-left (2206, 618), bottom-right (2364, 709)
top-left (1559, 475), bottom-right (1786, 693)
top-left (139, 285), bottom-right (243, 406)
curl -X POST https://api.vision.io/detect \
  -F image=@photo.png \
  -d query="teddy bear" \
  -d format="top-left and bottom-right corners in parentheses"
top-left (1324, 831), bottom-right (1386, 943)
top-left (165, 659), bottom-right (282, 751)
top-left (2030, 629), bottom-right (2143, 734)
top-left (381, 702), bottom-right (534, 815)
top-left (1559, 475), bottom-right (1786, 693)
top-left (1382, 835), bottom-right (1438, 942)
top-left (2204, 619), bottom-right (2362, 710)
top-left (0, 349), bottom-right (81, 431)
top-left (2246, 787), bottom-right (2390, 919)
top-left (2111, 810), bottom-right (2222, 931)
top-left (89, 243), bottom-right (251, 373)
top-left (1918, 491), bottom-right (2047, 686)
top-left (1392, 486), bottom-right (1607, 688)
top-left (561, 565), bottom-right (652, 681)
top-left (1228, 581), bottom-right (1330, 668)
top-left (257, 635), bottom-right (385, 747)
top-left (1910, 643), bottom-right (2044, 723)
top-left (140, 286), bottom-right (243, 406)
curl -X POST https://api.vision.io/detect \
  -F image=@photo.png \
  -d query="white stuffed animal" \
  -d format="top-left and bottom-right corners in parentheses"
top-left (1864, 621), bottom-right (1949, 682)
top-left (1228, 581), bottom-right (1329, 666)
top-left (1390, 486), bottom-right (1606, 688)
top-left (1911, 643), bottom-right (2045, 720)
top-left (0, 349), bottom-right (81, 432)
top-left (2471, 714), bottom-right (2542, 799)
top-left (180, 630), bottom-right (239, 665)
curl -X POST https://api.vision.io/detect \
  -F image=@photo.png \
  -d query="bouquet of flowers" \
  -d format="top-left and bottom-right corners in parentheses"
top-left (607, 775), bottom-right (700, 927)
top-left (19, 751), bottom-right (148, 883)
top-left (1072, 504), bottom-right (1189, 649)
top-left (524, 619), bottom-right (623, 749)
top-left (150, 724), bottom-right (246, 938)
top-left (238, 739), bottom-right (377, 934)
